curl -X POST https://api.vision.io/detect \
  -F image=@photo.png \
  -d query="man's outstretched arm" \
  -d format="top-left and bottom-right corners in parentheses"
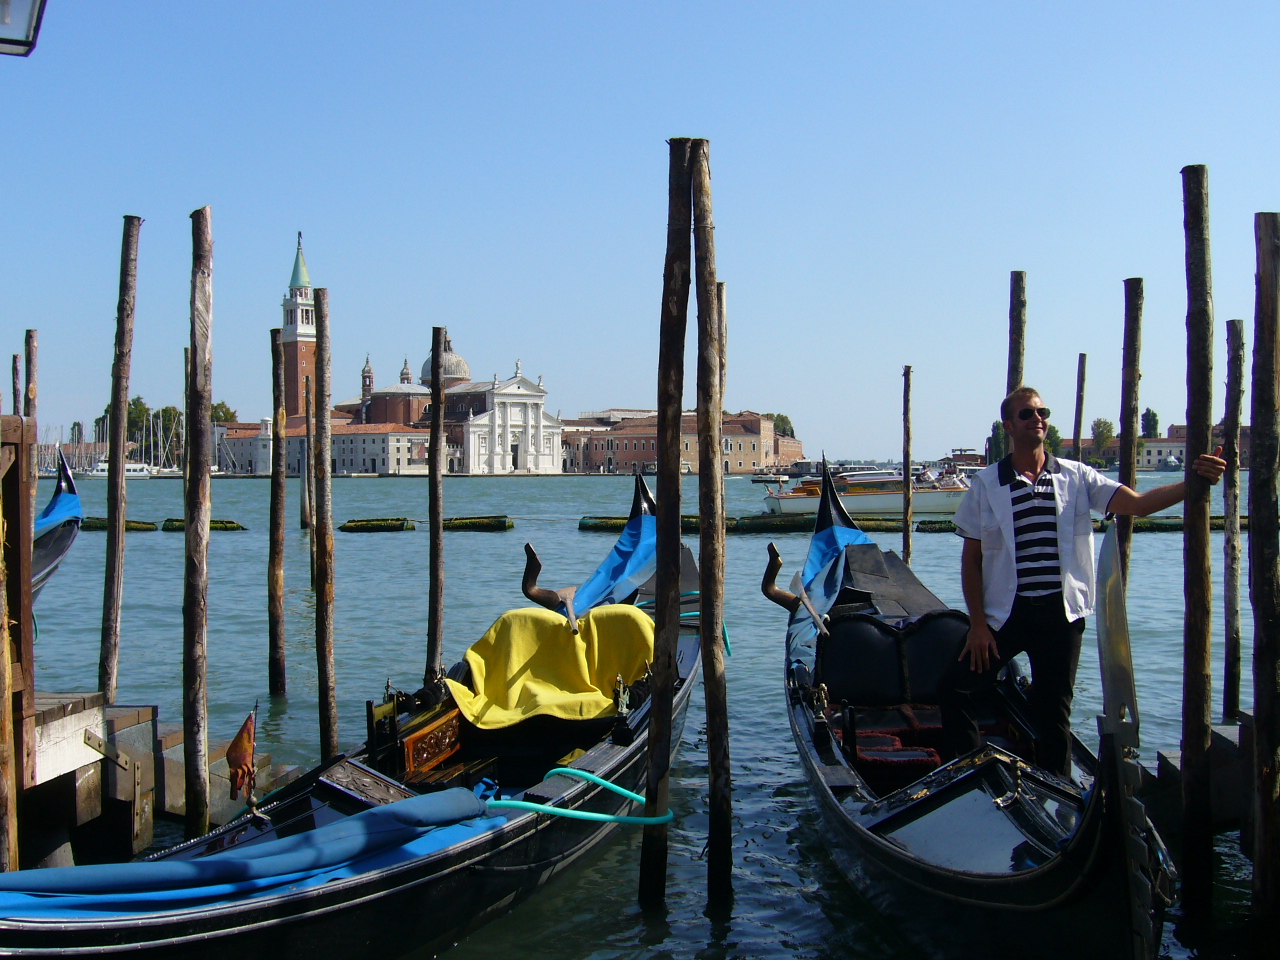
top-left (1106, 448), bottom-right (1226, 517)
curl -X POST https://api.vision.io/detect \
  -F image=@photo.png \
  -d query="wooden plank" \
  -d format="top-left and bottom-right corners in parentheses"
top-left (33, 705), bottom-right (106, 785)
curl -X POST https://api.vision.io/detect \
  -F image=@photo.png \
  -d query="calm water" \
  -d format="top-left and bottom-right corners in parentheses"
top-left (33, 472), bottom-right (1255, 958)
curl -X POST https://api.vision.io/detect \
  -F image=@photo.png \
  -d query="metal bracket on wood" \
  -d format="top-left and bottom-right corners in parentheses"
top-left (83, 730), bottom-right (132, 771)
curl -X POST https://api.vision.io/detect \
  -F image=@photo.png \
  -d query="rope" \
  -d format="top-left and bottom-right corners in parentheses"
top-left (486, 767), bottom-right (673, 824)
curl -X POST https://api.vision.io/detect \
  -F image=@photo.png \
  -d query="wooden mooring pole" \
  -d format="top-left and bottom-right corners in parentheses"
top-left (100, 215), bottom-right (140, 705)
top-left (1223, 318), bottom-right (1244, 722)
top-left (639, 136), bottom-right (693, 907)
top-left (1180, 163), bottom-right (1215, 915)
top-left (1004, 271), bottom-right (1026, 451)
top-left (268, 327), bottom-right (287, 697)
top-left (902, 365), bottom-right (913, 564)
top-left (1117, 278), bottom-right (1143, 581)
top-left (184, 206), bottom-right (214, 839)
top-left (23, 331), bottom-right (36, 530)
top-left (9, 357), bottom-right (17, 425)
top-left (1072, 353), bottom-right (1086, 461)
top-left (1249, 211), bottom-right (1280, 932)
top-left (314, 289), bottom-right (338, 761)
top-left (691, 138), bottom-right (732, 903)
top-left (0, 450), bottom-right (16, 871)
top-left (305, 376), bottom-right (316, 586)
top-left (425, 326), bottom-right (446, 685)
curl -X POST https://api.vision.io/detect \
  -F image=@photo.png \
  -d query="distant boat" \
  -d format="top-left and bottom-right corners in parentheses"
top-left (33, 452), bottom-right (83, 600)
top-left (1159, 456), bottom-right (1182, 472)
top-left (84, 458), bottom-right (152, 479)
top-left (763, 468), bottom-right (968, 516)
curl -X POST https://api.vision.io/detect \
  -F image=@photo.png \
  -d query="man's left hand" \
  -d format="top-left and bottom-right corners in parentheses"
top-left (1193, 446), bottom-right (1227, 485)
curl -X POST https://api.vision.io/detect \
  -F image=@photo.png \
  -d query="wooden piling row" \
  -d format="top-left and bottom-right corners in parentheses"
top-left (1117, 278), bottom-right (1143, 581)
top-left (902, 365), bottom-right (912, 565)
top-left (691, 138), bottom-right (732, 902)
top-left (639, 136), bottom-right (694, 906)
top-left (183, 206), bottom-right (214, 839)
top-left (268, 327), bottom-right (287, 697)
top-left (1223, 318), bottom-right (1244, 722)
top-left (99, 215), bottom-right (140, 706)
top-left (1249, 211), bottom-right (1280, 930)
top-left (313, 289), bottom-right (338, 761)
top-left (425, 326), bottom-right (446, 685)
top-left (1179, 163), bottom-right (1215, 915)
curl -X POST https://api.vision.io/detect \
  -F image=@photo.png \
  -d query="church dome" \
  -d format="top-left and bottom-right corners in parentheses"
top-left (420, 334), bottom-right (471, 387)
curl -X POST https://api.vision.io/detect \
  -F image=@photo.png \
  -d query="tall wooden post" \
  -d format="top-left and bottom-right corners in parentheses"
top-left (425, 326), bottom-right (446, 685)
top-left (691, 138), bottom-right (732, 902)
top-left (902, 365), bottom-right (913, 563)
top-left (300, 376), bottom-right (312, 531)
top-left (1005, 271), bottom-right (1026, 450)
top-left (304, 376), bottom-right (316, 585)
top-left (23, 331), bottom-right (36, 528)
top-left (313, 289), bottom-right (338, 761)
top-left (182, 347), bottom-right (190, 494)
top-left (99, 216), bottom-right (140, 705)
top-left (1223, 318), bottom-right (1244, 722)
top-left (9, 358), bottom-right (17, 426)
top-left (268, 328), bottom-right (287, 696)
top-left (1250, 212), bottom-right (1280, 929)
top-left (639, 137), bottom-right (694, 906)
top-left (1072, 353), bottom-right (1086, 461)
top-left (1180, 164), bottom-right (1215, 913)
top-left (1117, 278), bottom-right (1143, 581)
top-left (183, 206), bottom-right (214, 839)
top-left (0, 456), bottom-right (16, 871)
top-left (1007, 271), bottom-right (1026, 393)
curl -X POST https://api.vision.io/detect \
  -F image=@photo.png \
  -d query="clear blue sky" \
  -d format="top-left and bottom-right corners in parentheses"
top-left (4, 3), bottom-right (1280, 459)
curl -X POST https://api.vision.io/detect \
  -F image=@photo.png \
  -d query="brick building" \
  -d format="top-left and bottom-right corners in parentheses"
top-left (560, 410), bottom-right (803, 475)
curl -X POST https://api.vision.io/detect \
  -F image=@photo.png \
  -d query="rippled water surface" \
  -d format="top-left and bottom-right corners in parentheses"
top-left (34, 473), bottom-right (1254, 958)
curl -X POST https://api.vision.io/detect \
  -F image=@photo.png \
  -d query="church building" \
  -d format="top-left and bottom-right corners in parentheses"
top-left (338, 340), bottom-right (564, 475)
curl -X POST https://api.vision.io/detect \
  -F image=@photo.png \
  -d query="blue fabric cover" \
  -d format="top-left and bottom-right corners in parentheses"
top-left (0, 789), bottom-right (505, 920)
top-left (568, 513), bottom-right (657, 614)
top-left (34, 486), bottom-right (82, 540)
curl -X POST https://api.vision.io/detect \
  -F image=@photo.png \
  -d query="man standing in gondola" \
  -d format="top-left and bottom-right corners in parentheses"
top-left (940, 386), bottom-right (1226, 777)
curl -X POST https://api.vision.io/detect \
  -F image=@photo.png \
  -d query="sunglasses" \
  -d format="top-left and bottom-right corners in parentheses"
top-left (1017, 407), bottom-right (1051, 421)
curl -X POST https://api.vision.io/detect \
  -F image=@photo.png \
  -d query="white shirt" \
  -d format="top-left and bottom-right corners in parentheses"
top-left (953, 454), bottom-right (1123, 629)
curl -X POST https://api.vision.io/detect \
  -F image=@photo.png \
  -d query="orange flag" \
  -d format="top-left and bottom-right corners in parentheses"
top-left (227, 708), bottom-right (257, 801)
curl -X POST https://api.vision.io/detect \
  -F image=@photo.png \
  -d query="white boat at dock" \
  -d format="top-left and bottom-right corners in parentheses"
top-left (83, 459), bottom-right (152, 479)
top-left (763, 468), bottom-right (968, 516)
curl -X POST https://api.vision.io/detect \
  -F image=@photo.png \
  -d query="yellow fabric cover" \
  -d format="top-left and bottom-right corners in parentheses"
top-left (444, 605), bottom-right (655, 730)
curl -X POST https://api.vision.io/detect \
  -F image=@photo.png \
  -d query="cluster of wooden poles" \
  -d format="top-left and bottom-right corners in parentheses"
top-left (892, 165), bottom-right (1279, 929)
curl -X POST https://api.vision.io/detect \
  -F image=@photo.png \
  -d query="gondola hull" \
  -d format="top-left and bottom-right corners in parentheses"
top-left (787, 690), bottom-right (1149, 959)
top-left (0, 651), bottom-right (700, 958)
top-left (768, 464), bottom-right (1167, 960)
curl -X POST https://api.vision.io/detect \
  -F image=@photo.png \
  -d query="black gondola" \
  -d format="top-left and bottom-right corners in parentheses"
top-left (0, 475), bottom-right (701, 959)
top-left (761, 463), bottom-right (1171, 960)
top-left (32, 450), bottom-right (82, 600)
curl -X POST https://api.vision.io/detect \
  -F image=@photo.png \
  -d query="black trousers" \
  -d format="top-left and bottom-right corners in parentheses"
top-left (939, 593), bottom-right (1085, 777)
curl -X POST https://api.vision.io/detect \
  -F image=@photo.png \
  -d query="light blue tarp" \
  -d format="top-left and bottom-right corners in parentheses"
top-left (34, 484), bottom-right (81, 540)
top-left (0, 788), bottom-right (505, 920)
top-left (569, 513), bottom-right (657, 613)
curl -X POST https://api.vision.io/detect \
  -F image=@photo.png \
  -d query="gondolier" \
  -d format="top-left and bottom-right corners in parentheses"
top-left (941, 386), bottom-right (1225, 776)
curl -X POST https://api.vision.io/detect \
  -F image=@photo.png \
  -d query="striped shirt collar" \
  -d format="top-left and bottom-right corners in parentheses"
top-left (996, 451), bottom-right (1062, 487)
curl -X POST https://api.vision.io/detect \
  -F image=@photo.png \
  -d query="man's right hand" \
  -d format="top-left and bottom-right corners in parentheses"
top-left (959, 622), bottom-right (999, 672)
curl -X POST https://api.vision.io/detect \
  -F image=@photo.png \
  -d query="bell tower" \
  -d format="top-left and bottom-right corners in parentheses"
top-left (281, 233), bottom-right (316, 417)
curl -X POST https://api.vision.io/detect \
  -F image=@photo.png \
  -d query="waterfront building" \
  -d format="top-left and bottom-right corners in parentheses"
top-left (337, 342), bottom-right (565, 475)
top-left (560, 409), bottom-right (803, 475)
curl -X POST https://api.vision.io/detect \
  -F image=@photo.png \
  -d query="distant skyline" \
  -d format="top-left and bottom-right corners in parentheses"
top-left (5, 4), bottom-right (1280, 460)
